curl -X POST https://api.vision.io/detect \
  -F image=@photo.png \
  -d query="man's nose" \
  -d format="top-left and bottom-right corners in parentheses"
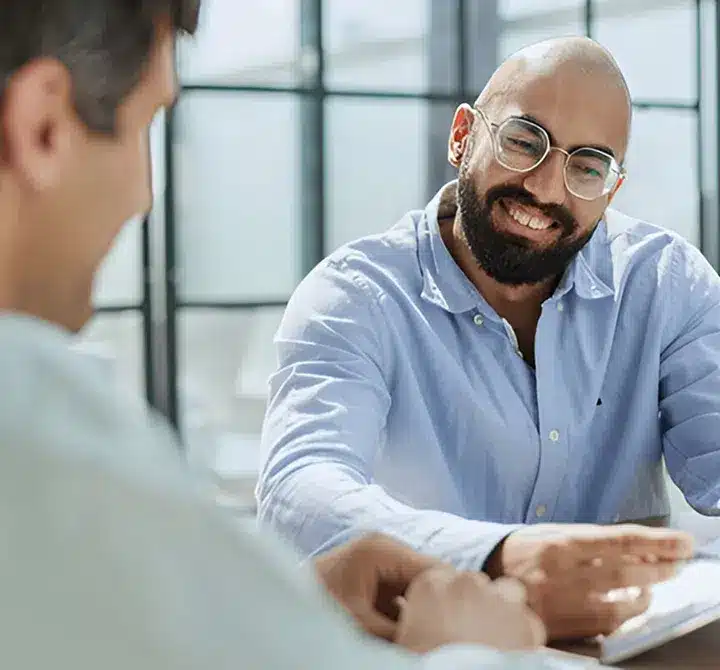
top-left (522, 148), bottom-right (567, 206)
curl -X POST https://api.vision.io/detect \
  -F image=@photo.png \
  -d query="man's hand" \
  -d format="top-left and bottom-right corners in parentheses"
top-left (395, 566), bottom-right (546, 653)
top-left (314, 533), bottom-right (439, 641)
top-left (484, 523), bottom-right (694, 641)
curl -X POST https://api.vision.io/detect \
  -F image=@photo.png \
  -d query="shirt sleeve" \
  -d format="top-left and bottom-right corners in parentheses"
top-left (257, 258), bottom-right (520, 571)
top-left (0, 320), bottom-right (581, 670)
top-left (1, 446), bottom-right (579, 670)
top-left (660, 241), bottom-right (720, 514)
top-left (424, 647), bottom-right (594, 669)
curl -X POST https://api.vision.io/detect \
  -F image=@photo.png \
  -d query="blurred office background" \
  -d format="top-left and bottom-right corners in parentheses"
top-left (83, 0), bottom-right (720, 515)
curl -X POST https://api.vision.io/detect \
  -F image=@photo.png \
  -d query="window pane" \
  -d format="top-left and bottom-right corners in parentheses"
top-left (592, 0), bottom-right (696, 103)
top-left (178, 308), bottom-right (284, 505)
top-left (323, 0), bottom-right (459, 93)
top-left (76, 312), bottom-right (145, 402)
top-left (499, 0), bottom-right (584, 59)
top-left (611, 108), bottom-right (698, 244)
top-left (174, 94), bottom-right (301, 302)
top-left (699, 0), bottom-right (718, 265)
top-left (179, 0), bottom-right (302, 86)
top-left (501, 0), bottom-right (582, 19)
top-left (325, 98), bottom-right (456, 251)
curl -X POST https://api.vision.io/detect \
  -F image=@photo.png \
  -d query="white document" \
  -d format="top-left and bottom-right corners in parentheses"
top-left (600, 545), bottom-right (720, 664)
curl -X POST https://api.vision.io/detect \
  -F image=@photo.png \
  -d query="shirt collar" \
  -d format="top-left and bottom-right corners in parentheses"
top-left (417, 181), bottom-right (615, 314)
top-left (418, 182), bottom-right (482, 314)
top-left (557, 220), bottom-right (615, 301)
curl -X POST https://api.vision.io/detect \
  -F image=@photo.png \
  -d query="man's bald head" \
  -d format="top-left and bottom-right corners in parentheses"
top-left (477, 36), bottom-right (631, 140)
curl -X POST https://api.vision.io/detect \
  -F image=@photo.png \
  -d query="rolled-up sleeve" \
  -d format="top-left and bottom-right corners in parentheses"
top-left (660, 242), bottom-right (720, 514)
top-left (256, 257), bottom-right (520, 571)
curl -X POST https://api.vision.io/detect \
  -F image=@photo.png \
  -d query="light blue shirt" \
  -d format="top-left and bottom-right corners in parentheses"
top-left (257, 181), bottom-right (720, 571)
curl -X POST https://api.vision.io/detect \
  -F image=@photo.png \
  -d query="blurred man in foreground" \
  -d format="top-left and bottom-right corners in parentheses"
top-left (0, 1), bottom-right (644, 667)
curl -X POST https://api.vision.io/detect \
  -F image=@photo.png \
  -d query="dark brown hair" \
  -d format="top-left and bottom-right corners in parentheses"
top-left (0, 0), bottom-right (201, 133)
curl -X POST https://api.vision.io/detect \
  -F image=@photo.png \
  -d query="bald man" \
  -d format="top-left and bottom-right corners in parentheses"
top-left (257, 37), bottom-right (708, 640)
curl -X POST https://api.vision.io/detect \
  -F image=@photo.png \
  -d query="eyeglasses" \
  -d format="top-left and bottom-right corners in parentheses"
top-left (471, 107), bottom-right (626, 201)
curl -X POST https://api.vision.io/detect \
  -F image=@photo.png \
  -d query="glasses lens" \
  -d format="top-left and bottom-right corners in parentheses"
top-left (495, 119), bottom-right (548, 171)
top-left (565, 149), bottom-right (618, 199)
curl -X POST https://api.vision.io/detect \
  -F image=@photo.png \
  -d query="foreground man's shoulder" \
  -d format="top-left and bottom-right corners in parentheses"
top-left (0, 313), bottom-right (186, 480)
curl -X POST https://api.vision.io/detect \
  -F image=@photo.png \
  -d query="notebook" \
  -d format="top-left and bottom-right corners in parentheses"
top-left (599, 537), bottom-right (720, 664)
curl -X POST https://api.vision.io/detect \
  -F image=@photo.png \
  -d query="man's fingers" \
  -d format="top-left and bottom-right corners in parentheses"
top-left (526, 608), bottom-right (549, 647)
top-left (491, 578), bottom-right (547, 648)
top-left (568, 526), bottom-right (694, 562)
top-left (536, 528), bottom-right (694, 573)
top-left (527, 558), bottom-right (676, 618)
top-left (492, 577), bottom-right (528, 604)
top-left (595, 587), bottom-right (652, 634)
top-left (545, 588), bottom-right (651, 640)
top-left (352, 604), bottom-right (399, 641)
top-left (550, 559), bottom-right (678, 593)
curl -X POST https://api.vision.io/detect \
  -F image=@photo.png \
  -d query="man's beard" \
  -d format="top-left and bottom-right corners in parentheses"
top-left (456, 169), bottom-right (597, 286)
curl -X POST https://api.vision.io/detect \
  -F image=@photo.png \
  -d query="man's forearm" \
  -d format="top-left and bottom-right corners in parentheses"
top-left (257, 462), bottom-right (522, 572)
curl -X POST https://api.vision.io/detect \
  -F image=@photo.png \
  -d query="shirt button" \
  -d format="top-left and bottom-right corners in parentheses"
top-left (557, 302), bottom-right (564, 312)
top-left (473, 314), bottom-right (484, 326)
top-left (535, 504), bottom-right (547, 518)
top-left (549, 429), bottom-right (560, 442)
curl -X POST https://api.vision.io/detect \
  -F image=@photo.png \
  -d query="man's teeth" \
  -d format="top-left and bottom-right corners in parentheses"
top-left (507, 205), bottom-right (552, 230)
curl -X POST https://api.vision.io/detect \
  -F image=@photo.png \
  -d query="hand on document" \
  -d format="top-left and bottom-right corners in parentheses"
top-left (484, 523), bottom-right (694, 642)
top-left (315, 533), bottom-right (545, 653)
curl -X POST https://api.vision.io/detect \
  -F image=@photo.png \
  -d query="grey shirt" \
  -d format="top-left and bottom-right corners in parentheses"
top-left (0, 314), bottom-right (584, 669)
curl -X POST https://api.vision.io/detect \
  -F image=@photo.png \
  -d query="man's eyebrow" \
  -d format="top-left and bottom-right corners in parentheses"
top-left (516, 113), bottom-right (617, 159)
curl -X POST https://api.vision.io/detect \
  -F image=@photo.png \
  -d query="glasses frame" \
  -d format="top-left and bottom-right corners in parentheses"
top-left (471, 106), bottom-right (627, 201)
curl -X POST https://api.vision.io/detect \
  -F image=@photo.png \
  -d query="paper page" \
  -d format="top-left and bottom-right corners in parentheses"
top-left (698, 535), bottom-right (720, 556)
top-left (601, 557), bottom-right (720, 663)
top-left (620, 561), bottom-right (720, 628)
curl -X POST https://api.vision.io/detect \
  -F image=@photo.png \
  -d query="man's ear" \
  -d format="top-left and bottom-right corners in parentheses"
top-left (2, 58), bottom-right (75, 191)
top-left (607, 172), bottom-right (626, 205)
top-left (447, 103), bottom-right (474, 168)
